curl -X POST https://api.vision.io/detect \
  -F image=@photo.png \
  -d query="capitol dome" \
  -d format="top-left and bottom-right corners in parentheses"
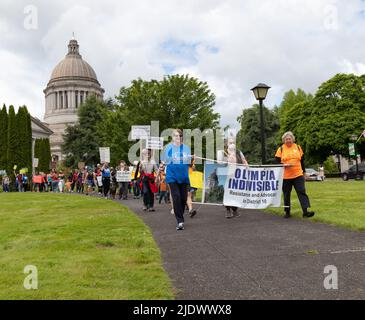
top-left (48, 40), bottom-right (99, 85)
top-left (43, 38), bottom-right (104, 161)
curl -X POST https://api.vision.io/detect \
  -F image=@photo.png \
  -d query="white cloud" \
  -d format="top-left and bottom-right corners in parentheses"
top-left (1, 0), bottom-right (365, 127)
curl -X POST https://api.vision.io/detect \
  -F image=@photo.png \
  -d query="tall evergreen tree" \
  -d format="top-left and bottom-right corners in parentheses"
top-left (7, 105), bottom-right (18, 187)
top-left (0, 105), bottom-right (8, 170)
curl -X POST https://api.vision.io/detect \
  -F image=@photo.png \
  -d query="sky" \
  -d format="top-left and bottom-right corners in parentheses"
top-left (1, 0), bottom-right (365, 129)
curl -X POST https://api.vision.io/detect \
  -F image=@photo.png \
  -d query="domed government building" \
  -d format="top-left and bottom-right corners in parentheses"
top-left (43, 38), bottom-right (104, 161)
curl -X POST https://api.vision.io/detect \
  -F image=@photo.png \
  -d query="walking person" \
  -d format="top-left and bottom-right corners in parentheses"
top-left (163, 129), bottom-right (192, 230)
top-left (101, 162), bottom-right (111, 199)
top-left (156, 163), bottom-right (169, 204)
top-left (118, 161), bottom-right (129, 200)
top-left (224, 140), bottom-right (248, 219)
top-left (110, 167), bottom-right (117, 200)
top-left (275, 131), bottom-right (315, 219)
top-left (2, 175), bottom-right (10, 192)
top-left (135, 149), bottom-right (158, 211)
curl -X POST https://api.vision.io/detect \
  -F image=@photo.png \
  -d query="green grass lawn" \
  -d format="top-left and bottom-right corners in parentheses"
top-left (266, 178), bottom-right (365, 231)
top-left (0, 193), bottom-right (174, 299)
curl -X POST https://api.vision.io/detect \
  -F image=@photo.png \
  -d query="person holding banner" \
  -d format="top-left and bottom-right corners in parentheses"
top-left (162, 129), bottom-right (192, 230)
top-left (135, 149), bottom-right (158, 211)
top-left (275, 131), bottom-right (315, 219)
top-left (224, 141), bottom-right (248, 218)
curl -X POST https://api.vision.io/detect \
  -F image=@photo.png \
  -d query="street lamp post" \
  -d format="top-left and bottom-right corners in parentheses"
top-left (251, 83), bottom-right (271, 164)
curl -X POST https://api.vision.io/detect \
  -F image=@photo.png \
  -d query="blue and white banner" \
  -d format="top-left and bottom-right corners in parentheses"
top-left (223, 165), bottom-right (284, 209)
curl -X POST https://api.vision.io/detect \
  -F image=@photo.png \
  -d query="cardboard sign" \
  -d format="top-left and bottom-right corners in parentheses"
top-left (349, 143), bottom-right (355, 156)
top-left (146, 137), bottom-right (164, 150)
top-left (116, 171), bottom-right (132, 182)
top-left (96, 176), bottom-right (103, 186)
top-left (33, 158), bottom-right (39, 168)
top-left (131, 126), bottom-right (150, 140)
top-left (99, 147), bottom-right (110, 164)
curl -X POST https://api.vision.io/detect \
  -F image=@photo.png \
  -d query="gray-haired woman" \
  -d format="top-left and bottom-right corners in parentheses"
top-left (275, 131), bottom-right (315, 219)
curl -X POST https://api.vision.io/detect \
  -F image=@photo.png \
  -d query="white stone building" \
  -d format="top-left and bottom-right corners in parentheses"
top-left (43, 38), bottom-right (104, 161)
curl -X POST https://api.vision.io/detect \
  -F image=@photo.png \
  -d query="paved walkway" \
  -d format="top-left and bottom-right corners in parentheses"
top-left (117, 197), bottom-right (365, 299)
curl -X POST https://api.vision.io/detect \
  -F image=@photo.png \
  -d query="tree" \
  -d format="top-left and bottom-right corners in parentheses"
top-left (276, 88), bottom-right (313, 125)
top-left (0, 105), bottom-right (8, 169)
top-left (35, 138), bottom-right (51, 172)
top-left (98, 74), bottom-right (220, 164)
top-left (16, 106), bottom-right (32, 170)
top-left (62, 95), bottom-right (112, 167)
top-left (236, 104), bottom-right (280, 164)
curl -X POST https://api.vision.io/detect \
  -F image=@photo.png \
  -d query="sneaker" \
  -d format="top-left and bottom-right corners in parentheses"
top-left (148, 208), bottom-right (155, 212)
top-left (143, 206), bottom-right (147, 211)
top-left (189, 209), bottom-right (197, 218)
top-left (226, 209), bottom-right (233, 219)
top-left (176, 223), bottom-right (184, 230)
top-left (303, 211), bottom-right (315, 218)
top-left (171, 209), bottom-right (174, 215)
top-left (232, 210), bottom-right (240, 218)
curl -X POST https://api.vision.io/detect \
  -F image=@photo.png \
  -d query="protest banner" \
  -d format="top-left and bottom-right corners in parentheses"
top-left (146, 137), bottom-right (164, 150)
top-left (33, 175), bottom-right (43, 184)
top-left (116, 171), bottom-right (132, 182)
top-left (223, 165), bottom-right (284, 209)
top-left (131, 126), bottom-right (150, 140)
top-left (99, 147), bottom-right (110, 164)
top-left (20, 168), bottom-right (28, 174)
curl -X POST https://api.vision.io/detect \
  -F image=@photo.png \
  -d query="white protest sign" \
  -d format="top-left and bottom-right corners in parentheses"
top-left (146, 137), bottom-right (164, 150)
top-left (96, 176), bottom-right (103, 187)
top-left (116, 170), bottom-right (131, 182)
top-left (0, 170), bottom-right (6, 176)
top-left (99, 147), bottom-right (110, 164)
top-left (33, 158), bottom-right (39, 168)
top-left (223, 165), bottom-right (284, 209)
top-left (131, 126), bottom-right (150, 140)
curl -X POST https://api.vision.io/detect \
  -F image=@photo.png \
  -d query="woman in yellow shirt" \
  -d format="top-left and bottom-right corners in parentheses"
top-left (275, 131), bottom-right (315, 219)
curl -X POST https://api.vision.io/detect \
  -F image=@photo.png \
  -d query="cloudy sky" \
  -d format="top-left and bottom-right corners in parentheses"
top-left (1, 0), bottom-right (365, 128)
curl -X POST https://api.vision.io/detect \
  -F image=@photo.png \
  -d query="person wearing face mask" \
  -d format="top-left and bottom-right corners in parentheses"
top-left (162, 129), bottom-right (192, 231)
top-left (224, 140), bottom-right (248, 219)
top-left (275, 131), bottom-right (315, 219)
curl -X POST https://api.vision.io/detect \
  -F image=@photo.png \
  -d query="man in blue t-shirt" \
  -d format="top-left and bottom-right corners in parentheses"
top-left (162, 129), bottom-right (192, 231)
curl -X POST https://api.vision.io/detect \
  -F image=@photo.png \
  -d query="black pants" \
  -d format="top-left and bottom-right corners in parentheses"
top-left (102, 177), bottom-right (110, 197)
top-left (283, 175), bottom-right (310, 214)
top-left (169, 183), bottom-right (188, 224)
top-left (142, 179), bottom-right (154, 209)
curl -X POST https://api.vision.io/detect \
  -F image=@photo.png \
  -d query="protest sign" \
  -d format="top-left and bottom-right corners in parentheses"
top-left (96, 176), bottom-right (103, 187)
top-left (131, 126), bottom-right (150, 140)
top-left (189, 171), bottom-right (203, 189)
top-left (33, 158), bottom-right (39, 168)
top-left (146, 137), bottom-right (164, 150)
top-left (0, 170), bottom-right (6, 176)
top-left (223, 165), bottom-right (284, 209)
top-left (20, 168), bottom-right (28, 174)
top-left (33, 175), bottom-right (43, 184)
top-left (116, 171), bottom-right (132, 182)
top-left (99, 147), bottom-right (110, 164)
